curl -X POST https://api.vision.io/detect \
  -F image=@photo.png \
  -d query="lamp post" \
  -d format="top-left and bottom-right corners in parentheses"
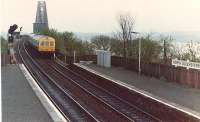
top-left (131, 31), bottom-right (141, 75)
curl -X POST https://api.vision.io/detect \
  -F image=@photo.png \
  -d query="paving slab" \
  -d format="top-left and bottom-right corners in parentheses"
top-left (2, 65), bottom-right (53, 122)
top-left (80, 63), bottom-right (200, 114)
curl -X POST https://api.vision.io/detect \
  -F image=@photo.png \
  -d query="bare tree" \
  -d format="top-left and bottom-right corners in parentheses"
top-left (171, 40), bottom-right (200, 62)
top-left (159, 35), bottom-right (173, 63)
top-left (91, 35), bottom-right (111, 50)
top-left (188, 40), bottom-right (197, 61)
top-left (118, 13), bottom-right (135, 58)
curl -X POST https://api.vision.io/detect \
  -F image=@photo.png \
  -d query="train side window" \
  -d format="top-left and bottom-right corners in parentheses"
top-left (45, 41), bottom-right (49, 46)
top-left (40, 41), bottom-right (44, 46)
top-left (50, 41), bottom-right (54, 46)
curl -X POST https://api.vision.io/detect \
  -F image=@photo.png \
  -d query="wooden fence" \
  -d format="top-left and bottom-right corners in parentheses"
top-left (55, 52), bottom-right (97, 64)
top-left (111, 56), bottom-right (200, 89)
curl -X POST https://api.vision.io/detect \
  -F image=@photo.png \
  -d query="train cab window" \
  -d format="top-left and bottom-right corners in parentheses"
top-left (45, 41), bottom-right (49, 46)
top-left (40, 41), bottom-right (45, 46)
top-left (50, 41), bottom-right (54, 46)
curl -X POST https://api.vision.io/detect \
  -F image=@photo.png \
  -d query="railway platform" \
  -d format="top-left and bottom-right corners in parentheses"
top-left (77, 63), bottom-right (200, 116)
top-left (2, 64), bottom-right (62, 122)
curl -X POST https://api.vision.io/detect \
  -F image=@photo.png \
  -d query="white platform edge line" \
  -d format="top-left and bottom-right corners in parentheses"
top-left (75, 63), bottom-right (200, 119)
top-left (19, 64), bottom-right (68, 122)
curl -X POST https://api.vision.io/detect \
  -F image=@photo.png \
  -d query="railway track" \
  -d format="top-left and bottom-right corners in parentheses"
top-left (18, 39), bottom-right (98, 122)
top-left (17, 37), bottom-right (200, 122)
top-left (37, 60), bottom-right (134, 121)
top-left (68, 64), bottom-right (200, 122)
top-left (23, 39), bottom-right (160, 121)
top-left (45, 60), bottom-right (160, 122)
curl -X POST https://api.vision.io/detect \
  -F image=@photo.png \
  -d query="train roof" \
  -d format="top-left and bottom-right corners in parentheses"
top-left (28, 34), bottom-right (54, 40)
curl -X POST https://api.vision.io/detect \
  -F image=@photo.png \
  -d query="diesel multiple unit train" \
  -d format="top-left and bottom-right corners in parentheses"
top-left (28, 34), bottom-right (55, 53)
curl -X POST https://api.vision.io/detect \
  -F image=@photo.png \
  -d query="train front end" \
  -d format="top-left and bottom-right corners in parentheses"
top-left (38, 36), bottom-right (55, 53)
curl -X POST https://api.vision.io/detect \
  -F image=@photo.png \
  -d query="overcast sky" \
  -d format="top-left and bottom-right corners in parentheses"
top-left (1, 0), bottom-right (200, 33)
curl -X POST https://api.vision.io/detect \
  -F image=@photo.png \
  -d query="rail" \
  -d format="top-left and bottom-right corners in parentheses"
top-left (18, 40), bottom-right (97, 122)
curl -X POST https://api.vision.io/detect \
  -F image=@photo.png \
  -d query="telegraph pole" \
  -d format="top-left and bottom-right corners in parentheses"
top-left (131, 31), bottom-right (141, 75)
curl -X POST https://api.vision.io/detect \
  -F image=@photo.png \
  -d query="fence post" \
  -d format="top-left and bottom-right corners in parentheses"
top-left (64, 55), bottom-right (66, 63)
top-left (73, 50), bottom-right (76, 63)
top-left (158, 64), bottom-right (160, 78)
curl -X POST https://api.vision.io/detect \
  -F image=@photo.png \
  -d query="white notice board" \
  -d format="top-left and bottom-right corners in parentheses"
top-left (172, 59), bottom-right (200, 70)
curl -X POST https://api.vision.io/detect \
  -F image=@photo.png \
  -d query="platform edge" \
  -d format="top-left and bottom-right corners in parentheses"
top-left (19, 64), bottom-right (68, 122)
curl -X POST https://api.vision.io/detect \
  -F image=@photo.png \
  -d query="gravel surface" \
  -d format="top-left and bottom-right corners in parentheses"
top-left (2, 65), bottom-right (53, 122)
